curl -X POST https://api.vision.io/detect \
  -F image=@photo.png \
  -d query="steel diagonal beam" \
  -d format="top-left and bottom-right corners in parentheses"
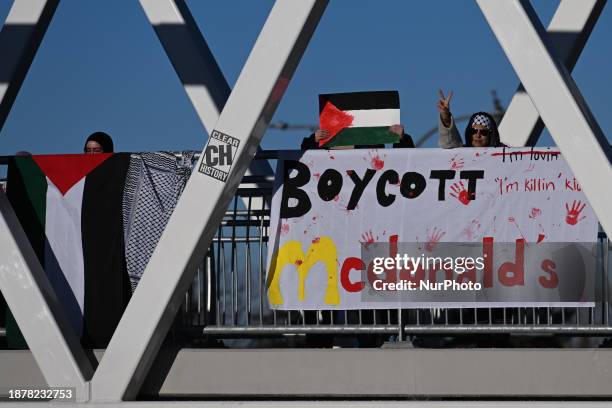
top-left (138, 0), bottom-right (274, 186)
top-left (90, 0), bottom-right (328, 401)
top-left (0, 192), bottom-right (93, 401)
top-left (0, 0), bottom-right (58, 131)
top-left (477, 0), bottom-right (612, 236)
top-left (499, 0), bottom-right (606, 146)
top-left (0, 0), bottom-right (93, 401)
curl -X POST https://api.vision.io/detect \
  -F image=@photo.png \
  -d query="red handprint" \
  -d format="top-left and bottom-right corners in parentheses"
top-left (425, 227), bottom-right (445, 252)
top-left (449, 181), bottom-right (472, 205)
top-left (461, 219), bottom-right (481, 240)
top-left (449, 154), bottom-right (464, 170)
top-left (565, 200), bottom-right (586, 225)
top-left (360, 230), bottom-right (378, 249)
top-left (363, 150), bottom-right (385, 170)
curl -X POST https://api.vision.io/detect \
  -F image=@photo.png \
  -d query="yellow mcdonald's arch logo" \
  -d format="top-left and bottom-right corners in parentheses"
top-left (267, 236), bottom-right (340, 305)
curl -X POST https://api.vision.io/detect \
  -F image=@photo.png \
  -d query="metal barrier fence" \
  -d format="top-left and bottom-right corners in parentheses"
top-left (1, 153), bottom-right (611, 346)
top-left (178, 153), bottom-right (612, 344)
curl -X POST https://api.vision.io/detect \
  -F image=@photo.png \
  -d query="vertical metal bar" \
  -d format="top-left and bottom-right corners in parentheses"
top-left (206, 247), bottom-right (214, 326)
top-left (602, 234), bottom-right (609, 325)
top-left (183, 281), bottom-right (190, 325)
top-left (258, 196), bottom-right (265, 326)
top-left (196, 263), bottom-right (202, 324)
top-left (561, 308), bottom-right (566, 325)
top-left (231, 197), bottom-right (238, 325)
top-left (215, 227), bottom-right (221, 325)
top-left (245, 196), bottom-right (252, 326)
top-left (219, 227), bottom-right (225, 325)
top-left (397, 308), bottom-right (404, 342)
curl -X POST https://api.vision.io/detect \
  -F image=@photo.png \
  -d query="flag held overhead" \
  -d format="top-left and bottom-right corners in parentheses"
top-left (318, 91), bottom-right (401, 147)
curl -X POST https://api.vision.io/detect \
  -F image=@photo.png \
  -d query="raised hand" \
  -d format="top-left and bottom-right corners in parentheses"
top-left (314, 129), bottom-right (330, 143)
top-left (389, 124), bottom-right (404, 137)
top-left (437, 89), bottom-right (453, 127)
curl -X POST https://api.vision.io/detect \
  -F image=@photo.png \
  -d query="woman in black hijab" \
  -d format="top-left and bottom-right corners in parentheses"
top-left (84, 131), bottom-right (114, 154)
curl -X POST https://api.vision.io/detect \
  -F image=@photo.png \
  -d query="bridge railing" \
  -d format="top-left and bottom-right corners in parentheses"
top-left (176, 151), bottom-right (612, 346)
top-left (0, 152), bottom-right (611, 347)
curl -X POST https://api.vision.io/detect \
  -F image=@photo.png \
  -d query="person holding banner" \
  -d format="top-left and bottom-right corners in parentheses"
top-left (437, 90), bottom-right (502, 148)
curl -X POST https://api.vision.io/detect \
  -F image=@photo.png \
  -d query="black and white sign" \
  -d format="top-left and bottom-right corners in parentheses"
top-left (199, 130), bottom-right (240, 182)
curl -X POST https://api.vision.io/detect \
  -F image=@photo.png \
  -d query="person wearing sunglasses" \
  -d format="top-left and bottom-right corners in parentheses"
top-left (437, 90), bottom-right (502, 148)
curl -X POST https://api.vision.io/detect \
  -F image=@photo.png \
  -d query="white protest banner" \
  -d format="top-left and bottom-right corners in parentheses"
top-left (266, 148), bottom-right (599, 310)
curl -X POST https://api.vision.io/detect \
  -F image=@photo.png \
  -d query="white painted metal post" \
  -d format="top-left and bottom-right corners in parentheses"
top-left (499, 0), bottom-right (606, 147)
top-left (477, 0), bottom-right (612, 237)
top-left (90, 0), bottom-right (328, 401)
top-left (138, 0), bottom-right (274, 186)
top-left (0, 193), bottom-right (92, 401)
top-left (0, 0), bottom-right (59, 131)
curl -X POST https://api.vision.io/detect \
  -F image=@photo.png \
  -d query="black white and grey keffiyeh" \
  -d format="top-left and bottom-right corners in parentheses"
top-left (470, 113), bottom-right (493, 129)
top-left (122, 151), bottom-right (195, 291)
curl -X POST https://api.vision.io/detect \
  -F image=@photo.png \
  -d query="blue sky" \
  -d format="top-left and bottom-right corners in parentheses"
top-left (0, 0), bottom-right (610, 155)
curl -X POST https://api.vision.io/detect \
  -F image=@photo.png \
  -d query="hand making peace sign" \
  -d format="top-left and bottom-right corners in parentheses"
top-left (437, 89), bottom-right (453, 127)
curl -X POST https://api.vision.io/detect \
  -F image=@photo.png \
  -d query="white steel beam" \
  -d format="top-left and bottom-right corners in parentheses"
top-left (499, 0), bottom-right (606, 146)
top-left (0, 193), bottom-right (92, 401)
top-left (0, 0), bottom-right (59, 131)
top-left (90, 0), bottom-right (328, 401)
top-left (477, 0), bottom-right (612, 237)
top-left (138, 0), bottom-right (274, 186)
top-left (0, 0), bottom-right (93, 401)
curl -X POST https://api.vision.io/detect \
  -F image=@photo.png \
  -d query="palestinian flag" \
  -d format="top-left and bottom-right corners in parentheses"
top-left (318, 91), bottom-right (401, 147)
top-left (3, 153), bottom-right (131, 348)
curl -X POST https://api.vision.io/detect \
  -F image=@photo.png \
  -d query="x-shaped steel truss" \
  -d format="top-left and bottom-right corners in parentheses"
top-left (478, 0), bottom-right (612, 236)
top-left (499, 0), bottom-right (606, 146)
top-left (0, 0), bottom-right (609, 402)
